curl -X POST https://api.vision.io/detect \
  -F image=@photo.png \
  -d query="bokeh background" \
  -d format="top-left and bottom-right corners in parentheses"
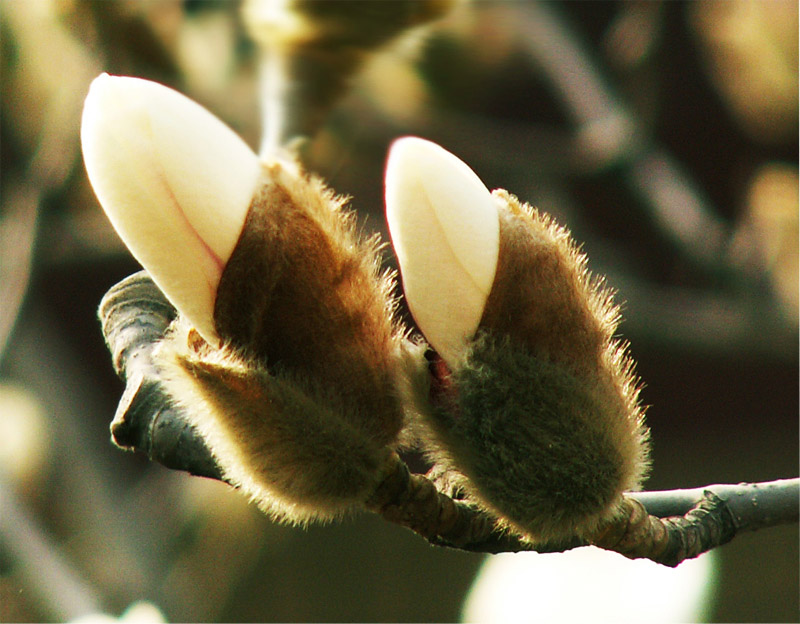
top-left (1, 1), bottom-right (797, 622)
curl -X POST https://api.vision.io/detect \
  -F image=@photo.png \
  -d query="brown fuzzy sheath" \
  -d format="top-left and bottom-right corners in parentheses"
top-left (213, 162), bottom-right (404, 446)
top-left (154, 162), bottom-right (408, 523)
top-left (482, 191), bottom-right (649, 485)
top-left (480, 191), bottom-right (616, 378)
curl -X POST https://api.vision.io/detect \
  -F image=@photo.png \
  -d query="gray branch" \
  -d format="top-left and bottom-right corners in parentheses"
top-left (98, 271), bottom-right (221, 481)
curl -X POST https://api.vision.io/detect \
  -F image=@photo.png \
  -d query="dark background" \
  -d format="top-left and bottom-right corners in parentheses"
top-left (1, 1), bottom-right (797, 622)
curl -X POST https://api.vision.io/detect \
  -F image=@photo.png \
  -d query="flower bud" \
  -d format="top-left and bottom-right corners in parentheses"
top-left (84, 75), bottom-right (406, 523)
top-left (81, 73), bottom-right (262, 344)
top-left (386, 138), bottom-right (650, 543)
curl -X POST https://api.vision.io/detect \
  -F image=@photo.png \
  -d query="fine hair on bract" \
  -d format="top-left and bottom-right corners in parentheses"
top-left (156, 161), bottom-right (407, 524)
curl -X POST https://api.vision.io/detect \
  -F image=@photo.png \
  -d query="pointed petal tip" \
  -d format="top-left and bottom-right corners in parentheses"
top-left (386, 135), bottom-right (443, 166)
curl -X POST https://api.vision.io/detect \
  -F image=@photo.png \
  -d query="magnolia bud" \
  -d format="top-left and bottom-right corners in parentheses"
top-left (386, 137), bottom-right (650, 543)
top-left (83, 75), bottom-right (405, 523)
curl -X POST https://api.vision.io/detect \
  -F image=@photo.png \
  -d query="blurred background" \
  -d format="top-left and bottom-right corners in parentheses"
top-left (1, 1), bottom-right (797, 621)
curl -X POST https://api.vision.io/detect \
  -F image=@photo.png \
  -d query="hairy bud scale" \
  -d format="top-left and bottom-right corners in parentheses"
top-left (154, 164), bottom-right (406, 523)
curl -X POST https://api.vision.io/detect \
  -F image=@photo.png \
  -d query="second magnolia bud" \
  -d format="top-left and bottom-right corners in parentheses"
top-left (385, 138), bottom-right (650, 543)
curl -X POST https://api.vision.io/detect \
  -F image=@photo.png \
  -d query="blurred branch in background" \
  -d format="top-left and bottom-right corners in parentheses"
top-left (1, 0), bottom-right (797, 622)
top-left (498, 1), bottom-right (798, 358)
top-left (0, 0), bottom-right (100, 362)
top-left (0, 182), bottom-right (39, 362)
top-left (0, 479), bottom-right (102, 621)
top-left (243, 0), bottom-right (455, 154)
top-left (516, 2), bottom-right (732, 274)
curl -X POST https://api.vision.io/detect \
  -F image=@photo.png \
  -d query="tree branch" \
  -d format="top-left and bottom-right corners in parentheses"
top-left (99, 272), bottom-right (799, 566)
top-left (242, 0), bottom-right (453, 156)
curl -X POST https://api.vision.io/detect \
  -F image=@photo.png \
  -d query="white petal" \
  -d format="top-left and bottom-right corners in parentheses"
top-left (81, 74), bottom-right (261, 344)
top-left (463, 547), bottom-right (718, 623)
top-left (385, 137), bottom-right (499, 366)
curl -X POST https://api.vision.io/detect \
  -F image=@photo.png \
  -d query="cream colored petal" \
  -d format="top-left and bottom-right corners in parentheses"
top-left (463, 548), bottom-right (718, 623)
top-left (385, 137), bottom-right (499, 367)
top-left (81, 74), bottom-right (261, 344)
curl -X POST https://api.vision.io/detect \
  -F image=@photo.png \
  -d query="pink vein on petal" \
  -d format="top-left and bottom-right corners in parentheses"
top-left (141, 106), bottom-right (225, 296)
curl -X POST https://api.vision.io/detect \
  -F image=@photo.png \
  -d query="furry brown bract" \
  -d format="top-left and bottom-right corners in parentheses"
top-left (418, 190), bottom-right (650, 543)
top-left (156, 161), bottom-right (406, 523)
